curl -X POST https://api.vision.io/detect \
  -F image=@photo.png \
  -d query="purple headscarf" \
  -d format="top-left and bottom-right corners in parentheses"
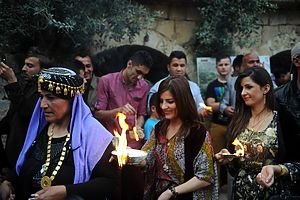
top-left (16, 94), bottom-right (113, 183)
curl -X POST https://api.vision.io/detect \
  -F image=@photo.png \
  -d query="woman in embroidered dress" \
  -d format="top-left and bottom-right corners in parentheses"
top-left (142, 76), bottom-right (218, 200)
top-left (215, 67), bottom-right (280, 199)
top-left (0, 67), bottom-right (118, 200)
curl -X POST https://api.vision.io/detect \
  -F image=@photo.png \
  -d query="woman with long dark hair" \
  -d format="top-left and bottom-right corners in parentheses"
top-left (215, 67), bottom-right (280, 199)
top-left (142, 76), bottom-right (218, 200)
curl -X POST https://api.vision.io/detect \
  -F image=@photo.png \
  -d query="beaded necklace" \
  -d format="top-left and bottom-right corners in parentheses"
top-left (40, 125), bottom-right (70, 188)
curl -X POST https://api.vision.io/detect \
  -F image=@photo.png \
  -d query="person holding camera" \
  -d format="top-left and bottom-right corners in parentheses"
top-left (0, 47), bottom-right (52, 170)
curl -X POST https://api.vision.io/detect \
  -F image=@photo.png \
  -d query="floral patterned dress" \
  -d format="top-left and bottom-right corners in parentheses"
top-left (142, 123), bottom-right (219, 200)
top-left (230, 112), bottom-right (280, 200)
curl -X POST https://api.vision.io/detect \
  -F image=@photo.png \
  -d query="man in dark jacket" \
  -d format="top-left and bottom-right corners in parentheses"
top-left (0, 47), bottom-right (52, 169)
top-left (276, 42), bottom-right (300, 162)
top-left (256, 42), bottom-right (300, 198)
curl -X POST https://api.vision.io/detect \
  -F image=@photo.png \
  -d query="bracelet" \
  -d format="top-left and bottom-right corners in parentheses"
top-left (169, 186), bottom-right (178, 198)
top-left (278, 164), bottom-right (288, 176)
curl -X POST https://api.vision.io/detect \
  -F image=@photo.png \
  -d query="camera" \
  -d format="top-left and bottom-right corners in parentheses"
top-left (1, 55), bottom-right (6, 63)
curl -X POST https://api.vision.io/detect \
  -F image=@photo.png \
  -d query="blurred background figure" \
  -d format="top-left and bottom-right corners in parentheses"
top-left (74, 50), bottom-right (99, 110)
top-left (143, 92), bottom-right (160, 141)
top-left (220, 52), bottom-right (262, 119)
top-left (147, 50), bottom-right (209, 117)
top-left (0, 47), bottom-right (52, 170)
top-left (205, 55), bottom-right (232, 191)
top-left (232, 55), bottom-right (243, 77)
top-left (270, 50), bottom-right (291, 87)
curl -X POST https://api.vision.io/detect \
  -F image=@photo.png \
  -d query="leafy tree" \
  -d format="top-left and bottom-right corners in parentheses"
top-left (193, 0), bottom-right (277, 57)
top-left (0, 0), bottom-right (157, 59)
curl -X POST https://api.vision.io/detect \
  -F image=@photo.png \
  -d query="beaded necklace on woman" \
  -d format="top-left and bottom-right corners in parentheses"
top-left (40, 124), bottom-right (70, 188)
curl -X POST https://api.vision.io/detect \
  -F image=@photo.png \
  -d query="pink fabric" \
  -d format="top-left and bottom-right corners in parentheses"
top-left (95, 71), bottom-right (148, 149)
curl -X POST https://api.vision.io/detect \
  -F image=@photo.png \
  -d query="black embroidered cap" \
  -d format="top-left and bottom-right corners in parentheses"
top-left (37, 67), bottom-right (84, 98)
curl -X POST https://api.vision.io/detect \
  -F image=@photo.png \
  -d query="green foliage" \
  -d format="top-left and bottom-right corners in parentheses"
top-left (0, 0), bottom-right (158, 57)
top-left (193, 0), bottom-right (277, 57)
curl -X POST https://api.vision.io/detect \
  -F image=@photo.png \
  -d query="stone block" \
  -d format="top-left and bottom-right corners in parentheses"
top-left (261, 26), bottom-right (279, 44)
top-left (296, 25), bottom-right (300, 34)
top-left (186, 7), bottom-right (199, 21)
top-left (259, 14), bottom-right (269, 26)
top-left (156, 19), bottom-right (175, 40)
top-left (270, 13), bottom-right (287, 25)
top-left (258, 44), bottom-right (272, 56)
top-left (175, 21), bottom-right (196, 44)
top-left (147, 4), bottom-right (169, 19)
top-left (278, 25), bottom-right (296, 34)
top-left (169, 5), bottom-right (186, 20)
top-left (286, 11), bottom-right (300, 25)
top-left (139, 30), bottom-right (170, 53)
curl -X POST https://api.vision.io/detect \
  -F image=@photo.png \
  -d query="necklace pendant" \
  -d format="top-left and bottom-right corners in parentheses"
top-left (41, 176), bottom-right (52, 188)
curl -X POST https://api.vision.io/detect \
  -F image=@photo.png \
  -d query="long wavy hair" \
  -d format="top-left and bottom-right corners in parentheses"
top-left (156, 76), bottom-right (201, 138)
top-left (228, 67), bottom-right (275, 145)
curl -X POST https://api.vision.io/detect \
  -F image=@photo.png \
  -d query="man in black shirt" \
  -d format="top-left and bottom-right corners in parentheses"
top-left (205, 55), bottom-right (232, 187)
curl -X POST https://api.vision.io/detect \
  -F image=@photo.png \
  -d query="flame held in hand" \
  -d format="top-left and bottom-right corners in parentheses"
top-left (132, 127), bottom-right (139, 141)
top-left (113, 112), bottom-right (140, 167)
top-left (232, 138), bottom-right (244, 157)
top-left (133, 113), bottom-right (139, 141)
top-left (113, 113), bottom-right (129, 167)
top-left (199, 103), bottom-right (213, 112)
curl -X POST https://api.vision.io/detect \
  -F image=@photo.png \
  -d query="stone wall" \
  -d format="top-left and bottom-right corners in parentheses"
top-left (232, 8), bottom-right (300, 56)
top-left (1, 2), bottom-right (299, 119)
top-left (97, 2), bottom-right (300, 83)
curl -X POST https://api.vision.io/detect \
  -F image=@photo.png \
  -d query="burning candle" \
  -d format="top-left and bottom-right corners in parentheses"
top-left (113, 112), bottom-right (142, 167)
top-left (132, 113), bottom-right (139, 141)
top-left (199, 103), bottom-right (213, 112)
top-left (232, 138), bottom-right (244, 157)
top-left (113, 113), bottom-right (129, 167)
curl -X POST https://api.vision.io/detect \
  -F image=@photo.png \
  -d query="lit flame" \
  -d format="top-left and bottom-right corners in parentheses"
top-left (232, 138), bottom-right (244, 157)
top-left (116, 112), bottom-right (129, 130)
top-left (113, 112), bottom-right (140, 167)
top-left (132, 112), bottom-right (139, 141)
top-left (114, 113), bottom-right (129, 167)
top-left (133, 127), bottom-right (139, 141)
top-left (199, 103), bottom-right (212, 112)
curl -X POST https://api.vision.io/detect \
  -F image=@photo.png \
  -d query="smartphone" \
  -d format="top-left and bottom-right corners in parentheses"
top-left (1, 55), bottom-right (6, 63)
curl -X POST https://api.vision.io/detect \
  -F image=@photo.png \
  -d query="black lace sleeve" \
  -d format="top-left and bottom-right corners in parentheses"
top-left (284, 162), bottom-right (300, 183)
top-left (280, 162), bottom-right (300, 196)
top-left (66, 143), bottom-right (120, 199)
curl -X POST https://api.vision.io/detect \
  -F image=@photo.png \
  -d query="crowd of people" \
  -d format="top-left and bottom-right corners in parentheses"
top-left (0, 42), bottom-right (299, 200)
